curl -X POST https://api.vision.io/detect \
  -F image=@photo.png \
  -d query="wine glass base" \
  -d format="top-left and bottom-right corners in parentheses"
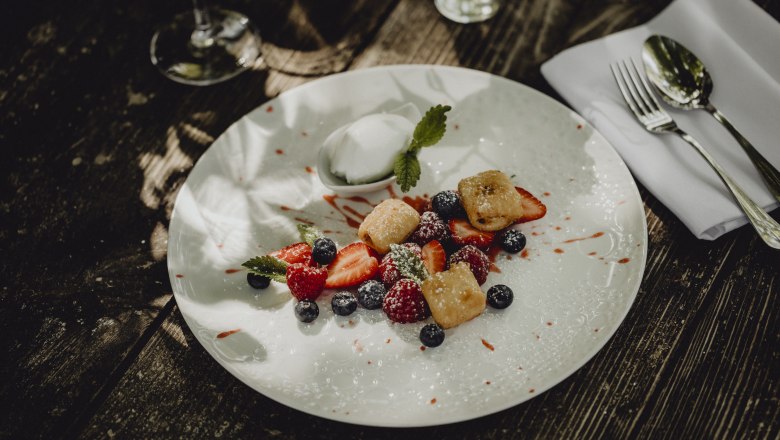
top-left (150, 9), bottom-right (261, 86)
top-left (434, 0), bottom-right (499, 24)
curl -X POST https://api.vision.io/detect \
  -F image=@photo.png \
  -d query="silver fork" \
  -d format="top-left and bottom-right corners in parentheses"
top-left (610, 59), bottom-right (780, 249)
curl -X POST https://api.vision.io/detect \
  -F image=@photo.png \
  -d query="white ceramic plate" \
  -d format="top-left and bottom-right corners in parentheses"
top-left (167, 65), bottom-right (647, 427)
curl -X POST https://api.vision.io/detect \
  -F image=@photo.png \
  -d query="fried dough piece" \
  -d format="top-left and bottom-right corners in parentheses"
top-left (458, 170), bottom-right (524, 231)
top-left (358, 199), bottom-right (420, 254)
top-left (421, 262), bottom-right (486, 329)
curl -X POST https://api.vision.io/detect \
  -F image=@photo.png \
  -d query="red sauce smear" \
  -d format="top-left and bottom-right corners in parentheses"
top-left (486, 246), bottom-right (502, 273)
top-left (224, 268), bottom-right (241, 274)
top-left (266, 105), bottom-right (273, 113)
top-left (481, 339), bottom-right (495, 351)
top-left (301, 130), bottom-right (308, 137)
top-left (587, 251), bottom-right (597, 256)
top-left (543, 192), bottom-right (551, 197)
top-left (305, 166), bottom-right (314, 174)
top-left (294, 217), bottom-right (315, 225)
top-left (485, 381), bottom-right (492, 385)
top-left (402, 195), bottom-right (430, 214)
top-left (618, 258), bottom-right (631, 264)
top-left (520, 249), bottom-right (530, 259)
top-left (280, 205), bottom-right (291, 211)
top-left (322, 194), bottom-right (363, 229)
top-left (275, 149), bottom-right (284, 155)
top-left (454, 123), bottom-right (460, 130)
top-left (420, 346), bottom-right (427, 351)
top-left (430, 398), bottom-right (437, 404)
top-left (529, 388), bottom-right (536, 393)
top-left (546, 321), bottom-right (553, 326)
top-left (216, 329), bottom-right (240, 339)
top-left (175, 274), bottom-right (184, 278)
top-left (576, 124), bottom-right (583, 129)
top-left (554, 248), bottom-right (564, 254)
top-left (343, 205), bottom-right (366, 220)
top-left (563, 231), bottom-right (604, 244)
top-left (386, 186), bottom-right (399, 199)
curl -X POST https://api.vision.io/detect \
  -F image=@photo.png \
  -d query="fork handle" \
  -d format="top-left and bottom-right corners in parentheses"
top-left (674, 128), bottom-right (780, 249)
top-left (705, 104), bottom-right (780, 203)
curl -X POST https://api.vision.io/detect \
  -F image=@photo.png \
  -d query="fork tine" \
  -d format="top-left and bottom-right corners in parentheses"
top-left (618, 60), bottom-right (652, 117)
top-left (625, 59), bottom-right (661, 114)
top-left (610, 63), bottom-right (643, 119)
top-left (631, 58), bottom-right (665, 111)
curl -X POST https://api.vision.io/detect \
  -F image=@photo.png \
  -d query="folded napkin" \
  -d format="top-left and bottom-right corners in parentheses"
top-left (541, 0), bottom-right (780, 240)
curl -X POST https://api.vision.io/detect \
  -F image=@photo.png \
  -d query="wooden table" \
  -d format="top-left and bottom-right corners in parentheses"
top-left (3, 1), bottom-right (778, 438)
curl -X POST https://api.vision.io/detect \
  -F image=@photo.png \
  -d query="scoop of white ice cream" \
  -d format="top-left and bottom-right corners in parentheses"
top-left (324, 105), bottom-right (419, 185)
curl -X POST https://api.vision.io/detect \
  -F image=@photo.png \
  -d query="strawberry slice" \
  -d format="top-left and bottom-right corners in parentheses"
top-left (325, 242), bottom-right (379, 288)
top-left (514, 187), bottom-right (547, 223)
top-left (270, 242), bottom-right (313, 266)
top-left (448, 219), bottom-right (495, 249)
top-left (421, 240), bottom-right (447, 275)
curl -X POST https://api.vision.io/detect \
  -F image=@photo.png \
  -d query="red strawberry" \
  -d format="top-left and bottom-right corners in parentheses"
top-left (325, 242), bottom-right (379, 288)
top-left (448, 219), bottom-right (495, 249)
top-left (514, 187), bottom-right (547, 223)
top-left (449, 245), bottom-right (490, 285)
top-left (421, 240), bottom-right (446, 275)
top-left (270, 242), bottom-right (313, 266)
top-left (286, 263), bottom-right (327, 300)
top-left (378, 243), bottom-right (421, 288)
top-left (383, 279), bottom-right (430, 323)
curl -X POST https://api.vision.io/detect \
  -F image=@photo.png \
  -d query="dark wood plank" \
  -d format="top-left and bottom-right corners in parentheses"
top-left (0, 0), bottom-right (393, 438)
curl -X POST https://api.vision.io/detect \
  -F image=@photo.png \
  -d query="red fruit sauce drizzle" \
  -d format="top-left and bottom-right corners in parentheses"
top-left (216, 329), bottom-right (240, 339)
top-left (224, 268), bottom-right (241, 274)
top-left (295, 217), bottom-right (315, 225)
top-left (430, 398), bottom-right (437, 404)
top-left (554, 248), bottom-right (564, 254)
top-left (266, 105), bottom-right (273, 113)
top-left (305, 166), bottom-right (314, 174)
top-left (520, 249), bottom-right (530, 259)
top-left (486, 246), bottom-right (502, 273)
top-left (420, 346), bottom-right (427, 351)
top-left (481, 338), bottom-right (495, 351)
top-left (563, 231), bottom-right (604, 243)
top-left (275, 149), bottom-right (284, 155)
top-left (175, 274), bottom-right (184, 278)
top-left (618, 258), bottom-right (631, 264)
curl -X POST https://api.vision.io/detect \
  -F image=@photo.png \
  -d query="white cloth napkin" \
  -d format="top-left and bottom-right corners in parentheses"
top-left (541, 0), bottom-right (780, 240)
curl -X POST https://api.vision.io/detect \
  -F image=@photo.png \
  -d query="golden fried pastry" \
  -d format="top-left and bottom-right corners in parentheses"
top-left (358, 199), bottom-right (420, 254)
top-left (421, 262), bottom-right (486, 329)
top-left (458, 170), bottom-right (524, 231)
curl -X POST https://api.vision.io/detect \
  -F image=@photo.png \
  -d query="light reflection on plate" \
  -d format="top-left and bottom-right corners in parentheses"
top-left (167, 65), bottom-right (647, 427)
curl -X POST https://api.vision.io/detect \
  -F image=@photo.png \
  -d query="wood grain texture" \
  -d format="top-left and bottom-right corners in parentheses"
top-left (1, 0), bottom-right (778, 438)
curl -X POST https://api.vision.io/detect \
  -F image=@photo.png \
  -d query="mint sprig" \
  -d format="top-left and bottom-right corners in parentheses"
top-left (241, 255), bottom-right (288, 283)
top-left (297, 224), bottom-right (323, 247)
top-left (394, 104), bottom-right (451, 192)
top-left (389, 244), bottom-right (429, 284)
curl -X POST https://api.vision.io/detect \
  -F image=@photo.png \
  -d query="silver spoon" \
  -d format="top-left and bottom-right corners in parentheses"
top-left (641, 34), bottom-right (780, 203)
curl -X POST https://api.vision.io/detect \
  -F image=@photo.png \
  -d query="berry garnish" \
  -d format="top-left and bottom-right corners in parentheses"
top-left (357, 280), bottom-right (386, 310)
top-left (514, 187), bottom-right (547, 223)
top-left (487, 284), bottom-right (514, 309)
top-left (286, 263), bottom-right (327, 301)
top-left (421, 240), bottom-right (446, 275)
top-left (409, 211), bottom-right (450, 246)
top-left (378, 243), bottom-right (421, 288)
top-left (448, 245), bottom-right (490, 285)
top-left (431, 190), bottom-right (466, 219)
top-left (332, 292), bottom-right (358, 316)
top-left (295, 300), bottom-right (319, 323)
top-left (270, 242), bottom-right (314, 266)
top-left (383, 279), bottom-right (430, 323)
top-left (498, 229), bottom-right (526, 253)
top-left (325, 242), bottom-right (379, 288)
top-left (312, 237), bottom-right (337, 265)
top-left (448, 218), bottom-right (495, 249)
top-left (419, 323), bottom-right (445, 347)
top-left (247, 273), bottom-right (271, 289)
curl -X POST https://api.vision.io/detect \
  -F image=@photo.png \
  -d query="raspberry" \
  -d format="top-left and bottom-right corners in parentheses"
top-left (378, 243), bottom-right (421, 288)
top-left (448, 245), bottom-right (490, 285)
top-left (408, 211), bottom-right (450, 246)
top-left (383, 279), bottom-right (430, 323)
top-left (286, 263), bottom-right (327, 300)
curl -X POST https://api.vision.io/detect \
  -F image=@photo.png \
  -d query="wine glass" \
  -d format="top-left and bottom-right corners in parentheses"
top-left (150, 0), bottom-right (261, 86)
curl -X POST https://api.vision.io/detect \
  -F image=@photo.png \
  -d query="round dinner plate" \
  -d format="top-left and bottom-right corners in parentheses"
top-left (167, 65), bottom-right (647, 427)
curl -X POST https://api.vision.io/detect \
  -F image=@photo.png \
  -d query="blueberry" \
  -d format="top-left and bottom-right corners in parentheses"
top-left (312, 238), bottom-right (337, 265)
top-left (247, 273), bottom-right (271, 289)
top-left (431, 190), bottom-right (465, 219)
top-left (331, 292), bottom-right (358, 316)
top-left (419, 323), bottom-right (445, 347)
top-left (357, 280), bottom-right (386, 310)
top-left (295, 300), bottom-right (319, 322)
top-left (487, 284), bottom-right (514, 309)
top-left (498, 229), bottom-right (526, 254)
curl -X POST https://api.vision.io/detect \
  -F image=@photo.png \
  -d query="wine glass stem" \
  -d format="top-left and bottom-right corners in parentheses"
top-left (191, 0), bottom-right (214, 49)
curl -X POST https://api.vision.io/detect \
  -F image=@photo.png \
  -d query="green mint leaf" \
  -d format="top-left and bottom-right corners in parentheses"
top-left (389, 244), bottom-right (429, 284)
top-left (297, 224), bottom-right (322, 247)
top-left (241, 255), bottom-right (288, 283)
top-left (410, 104), bottom-right (451, 150)
top-left (394, 151), bottom-right (421, 193)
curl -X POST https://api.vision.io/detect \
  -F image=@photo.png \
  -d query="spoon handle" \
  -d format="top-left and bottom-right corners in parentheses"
top-left (673, 128), bottom-right (780, 249)
top-left (705, 104), bottom-right (780, 203)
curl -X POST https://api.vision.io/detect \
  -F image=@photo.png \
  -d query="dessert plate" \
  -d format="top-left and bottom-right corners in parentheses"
top-left (167, 65), bottom-right (647, 427)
